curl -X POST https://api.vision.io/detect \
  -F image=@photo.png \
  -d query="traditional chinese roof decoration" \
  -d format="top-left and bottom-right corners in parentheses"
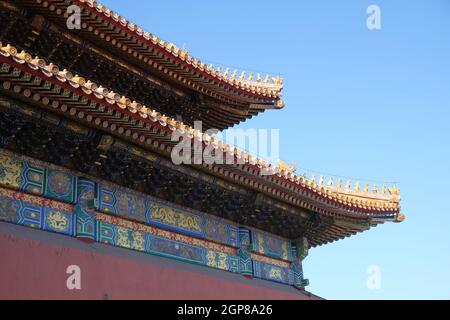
top-left (0, 42), bottom-right (403, 230)
top-left (78, 0), bottom-right (284, 98)
top-left (13, 0), bottom-right (284, 130)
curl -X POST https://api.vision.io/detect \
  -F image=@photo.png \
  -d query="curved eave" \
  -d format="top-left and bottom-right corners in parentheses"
top-left (16, 0), bottom-right (284, 109)
top-left (307, 213), bottom-right (406, 248)
top-left (0, 44), bottom-right (402, 223)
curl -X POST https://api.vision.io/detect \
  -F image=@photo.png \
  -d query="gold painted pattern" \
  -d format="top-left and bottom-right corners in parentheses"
top-left (0, 186), bottom-right (74, 212)
top-left (0, 150), bottom-right (22, 189)
top-left (117, 227), bottom-right (132, 248)
top-left (206, 251), bottom-right (229, 271)
top-left (46, 210), bottom-right (69, 231)
top-left (268, 267), bottom-right (283, 280)
top-left (281, 241), bottom-right (289, 261)
top-left (95, 212), bottom-right (236, 255)
top-left (257, 233), bottom-right (265, 255)
top-left (0, 194), bottom-right (20, 221)
top-left (151, 203), bottom-right (202, 233)
top-left (251, 253), bottom-right (291, 269)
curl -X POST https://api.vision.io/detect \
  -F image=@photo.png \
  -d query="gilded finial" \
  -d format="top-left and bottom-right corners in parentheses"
top-left (373, 184), bottom-right (378, 193)
top-left (277, 161), bottom-right (297, 174)
top-left (319, 176), bottom-right (324, 185)
top-left (248, 72), bottom-right (254, 81)
top-left (277, 160), bottom-right (289, 171)
top-left (381, 184), bottom-right (387, 194)
top-left (395, 213), bottom-right (406, 223)
top-left (14, 51), bottom-right (32, 63)
top-left (256, 73), bottom-right (262, 82)
top-left (272, 76), bottom-right (283, 86)
top-left (345, 180), bottom-right (351, 189)
top-left (223, 67), bottom-right (230, 77)
top-left (231, 69), bottom-right (238, 79)
top-left (389, 185), bottom-right (400, 196)
top-left (309, 174), bottom-right (316, 185)
top-left (327, 178), bottom-right (334, 187)
top-left (179, 49), bottom-right (188, 59)
top-left (239, 71), bottom-right (246, 80)
top-left (337, 179), bottom-right (343, 189)
top-left (355, 181), bottom-right (361, 192)
top-left (264, 74), bottom-right (270, 83)
top-left (364, 183), bottom-right (369, 193)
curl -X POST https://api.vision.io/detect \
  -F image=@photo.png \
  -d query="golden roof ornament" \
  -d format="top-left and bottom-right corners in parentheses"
top-left (54, 4), bottom-right (286, 99)
top-left (276, 161), bottom-right (297, 174)
top-left (0, 44), bottom-right (17, 57)
top-left (389, 185), bottom-right (400, 196)
top-left (272, 76), bottom-right (283, 86)
top-left (319, 176), bottom-right (324, 185)
top-left (373, 184), bottom-right (378, 193)
top-left (275, 100), bottom-right (285, 108)
top-left (395, 213), bottom-right (406, 223)
top-left (327, 178), bottom-right (334, 187)
top-left (179, 49), bottom-right (188, 60)
top-left (0, 41), bottom-right (403, 218)
top-left (345, 180), bottom-right (352, 189)
top-left (364, 183), bottom-right (369, 193)
top-left (13, 51), bottom-right (32, 64)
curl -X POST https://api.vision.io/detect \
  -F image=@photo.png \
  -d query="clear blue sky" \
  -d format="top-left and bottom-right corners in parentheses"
top-left (101, 0), bottom-right (450, 299)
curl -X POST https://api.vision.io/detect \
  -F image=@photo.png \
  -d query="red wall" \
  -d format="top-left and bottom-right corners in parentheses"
top-left (0, 232), bottom-right (317, 300)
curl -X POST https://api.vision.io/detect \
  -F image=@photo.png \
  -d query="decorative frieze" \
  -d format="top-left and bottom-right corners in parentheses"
top-left (252, 260), bottom-right (294, 285)
top-left (0, 148), bottom-right (306, 287)
top-left (97, 182), bottom-right (239, 247)
top-left (97, 219), bottom-right (239, 273)
top-left (251, 229), bottom-right (294, 262)
top-left (0, 187), bottom-right (75, 236)
top-left (0, 148), bottom-right (78, 203)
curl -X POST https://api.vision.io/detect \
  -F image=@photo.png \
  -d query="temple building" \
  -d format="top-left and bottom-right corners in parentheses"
top-left (0, 0), bottom-right (404, 300)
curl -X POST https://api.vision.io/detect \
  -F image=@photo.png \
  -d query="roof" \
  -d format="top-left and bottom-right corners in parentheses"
top-left (0, 42), bottom-right (404, 235)
top-left (77, 0), bottom-right (284, 100)
top-left (13, 0), bottom-right (285, 129)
